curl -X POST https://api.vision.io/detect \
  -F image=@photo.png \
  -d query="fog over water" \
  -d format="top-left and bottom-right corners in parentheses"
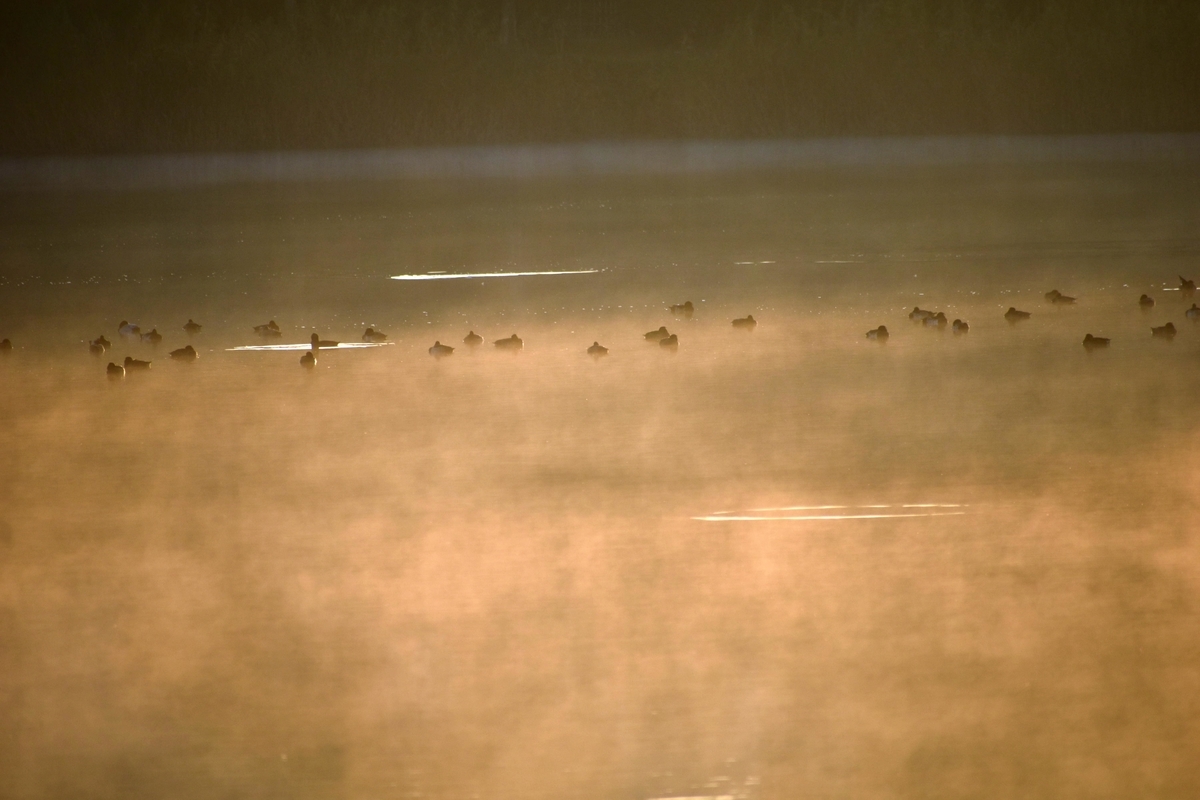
top-left (1, 153), bottom-right (1199, 798)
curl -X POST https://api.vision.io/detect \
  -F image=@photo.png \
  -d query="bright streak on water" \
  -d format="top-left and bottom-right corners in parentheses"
top-left (226, 342), bottom-right (393, 351)
top-left (693, 512), bottom-right (969, 522)
top-left (390, 270), bottom-right (598, 281)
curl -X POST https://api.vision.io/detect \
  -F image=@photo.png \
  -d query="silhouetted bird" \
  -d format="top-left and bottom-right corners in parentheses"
top-left (660, 333), bottom-right (679, 350)
top-left (732, 315), bottom-right (756, 330)
top-left (669, 301), bottom-right (694, 318)
top-left (140, 328), bottom-right (162, 345)
top-left (300, 351), bottom-right (316, 368)
top-left (254, 321), bottom-right (282, 338)
top-left (1052, 293), bottom-right (1076, 305)
top-left (94, 335), bottom-right (111, 349)
top-left (644, 326), bottom-right (670, 342)
top-left (923, 312), bottom-right (948, 329)
top-left (362, 327), bottom-right (388, 342)
top-left (1139, 294), bottom-right (1155, 309)
top-left (310, 333), bottom-right (339, 349)
top-left (89, 339), bottom-right (106, 356)
top-left (1181, 276), bottom-right (1196, 298)
top-left (106, 362), bottom-right (125, 379)
top-left (463, 331), bottom-right (484, 347)
top-left (952, 319), bottom-right (970, 334)
top-left (118, 321), bottom-right (141, 337)
top-left (123, 356), bottom-right (151, 370)
top-left (1186, 303), bottom-right (1200, 321)
top-left (183, 319), bottom-right (203, 335)
top-left (909, 307), bottom-right (934, 321)
top-left (428, 341), bottom-right (454, 358)
top-left (1045, 289), bottom-right (1061, 302)
top-left (0, 339), bottom-right (11, 353)
top-left (1083, 334), bottom-right (1110, 351)
top-left (169, 345), bottom-right (198, 361)
top-left (494, 334), bottom-right (523, 351)
top-left (1005, 307), bottom-right (1031, 322)
top-left (866, 325), bottom-right (889, 341)
top-left (1151, 322), bottom-right (1176, 340)
top-left (587, 341), bottom-right (609, 358)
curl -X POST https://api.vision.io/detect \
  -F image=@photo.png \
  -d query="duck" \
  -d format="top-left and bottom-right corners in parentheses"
top-left (254, 321), bottom-right (282, 338)
top-left (106, 362), bottom-right (125, 379)
top-left (1151, 322), bottom-right (1176, 340)
top-left (123, 356), bottom-right (151, 370)
top-left (669, 301), bottom-right (694, 318)
top-left (94, 335), bottom-right (112, 349)
top-left (1051, 292), bottom-right (1076, 305)
top-left (866, 325), bottom-right (889, 341)
top-left (644, 326), bottom-right (670, 342)
top-left (183, 319), bottom-right (203, 335)
top-left (300, 351), bottom-right (316, 368)
top-left (0, 339), bottom-right (11, 353)
top-left (587, 341), bottom-right (609, 358)
top-left (1181, 276), bottom-right (1196, 298)
top-left (952, 319), bottom-right (970, 334)
top-left (140, 328), bottom-right (162, 345)
top-left (1005, 307), bottom-right (1031, 322)
top-left (169, 345), bottom-right (198, 361)
top-left (118, 321), bottom-right (141, 338)
top-left (428, 341), bottom-right (454, 358)
top-left (923, 312), bottom-right (948, 329)
top-left (463, 331), bottom-right (484, 347)
top-left (1083, 334), bottom-right (1110, 351)
top-left (89, 340), bottom-right (105, 356)
top-left (494, 334), bottom-right (523, 351)
top-left (1186, 303), bottom-right (1200, 321)
top-left (362, 327), bottom-right (388, 343)
top-left (909, 307), bottom-right (934, 321)
top-left (1139, 294), bottom-right (1155, 309)
top-left (659, 333), bottom-right (679, 350)
top-left (310, 333), bottom-right (339, 349)
top-left (732, 315), bottom-right (757, 330)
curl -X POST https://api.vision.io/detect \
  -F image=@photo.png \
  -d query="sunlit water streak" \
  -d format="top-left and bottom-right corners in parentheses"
top-left (391, 270), bottom-right (598, 281)
top-left (695, 504), bottom-right (970, 522)
top-left (226, 342), bottom-right (393, 351)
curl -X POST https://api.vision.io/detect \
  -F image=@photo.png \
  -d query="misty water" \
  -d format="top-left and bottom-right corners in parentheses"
top-left (1, 160), bottom-right (1198, 799)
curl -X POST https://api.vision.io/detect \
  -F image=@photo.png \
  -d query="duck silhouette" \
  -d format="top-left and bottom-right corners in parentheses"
top-left (123, 356), bottom-right (151, 371)
top-left (866, 325), bottom-right (889, 341)
top-left (923, 312), bottom-right (948, 329)
top-left (310, 333), bottom-right (339, 349)
top-left (1083, 334), bottom-right (1110, 351)
top-left (1139, 294), bottom-right (1155, 309)
top-left (1181, 276), bottom-right (1196, 298)
top-left (644, 326), bottom-right (670, 342)
top-left (952, 319), bottom-right (970, 334)
top-left (463, 331), bottom-right (484, 347)
top-left (140, 328), bottom-right (162, 345)
top-left (428, 341), bottom-right (454, 358)
top-left (0, 339), bottom-right (11, 354)
top-left (494, 334), bottom-right (523, 351)
top-left (183, 319), bottom-right (203, 335)
top-left (1005, 307), bottom-right (1031, 322)
top-left (89, 340), bottom-right (105, 356)
top-left (300, 351), bottom-right (316, 368)
top-left (106, 362), bottom-right (125, 379)
top-left (1151, 322), bottom-right (1176, 340)
top-left (169, 345), bottom-right (198, 361)
top-left (660, 333), bottom-right (679, 350)
top-left (1186, 303), bottom-right (1199, 321)
top-left (362, 327), bottom-right (388, 343)
top-left (118, 321), bottom-right (141, 338)
top-left (587, 341), bottom-right (609, 358)
top-left (669, 301), bottom-right (694, 318)
top-left (732, 315), bottom-right (756, 330)
top-left (254, 321), bottom-right (282, 338)
top-left (94, 335), bottom-right (112, 349)
top-left (908, 307), bottom-right (934, 321)
top-left (1045, 290), bottom-right (1061, 302)
top-left (1046, 290), bottom-right (1076, 305)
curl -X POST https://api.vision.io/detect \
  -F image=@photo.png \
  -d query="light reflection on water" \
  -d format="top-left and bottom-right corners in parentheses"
top-left (390, 269), bottom-right (599, 280)
top-left (226, 342), bottom-right (393, 351)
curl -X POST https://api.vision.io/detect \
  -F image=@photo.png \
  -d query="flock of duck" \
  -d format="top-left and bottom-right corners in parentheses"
top-left (1, 276), bottom-right (1194, 379)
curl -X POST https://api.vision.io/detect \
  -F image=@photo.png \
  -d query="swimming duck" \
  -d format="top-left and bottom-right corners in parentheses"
top-left (183, 319), bottom-right (203, 335)
top-left (169, 345), bottom-right (198, 361)
top-left (909, 307), bottom-right (934, 321)
top-left (866, 325), bottom-right (889, 341)
top-left (118, 321), bottom-right (141, 337)
top-left (89, 340), bottom-right (105, 356)
top-left (923, 312), bottom-right (948, 329)
top-left (300, 351), bottom-right (316, 368)
top-left (254, 321), bottom-right (282, 338)
top-left (1051, 292), bottom-right (1076, 305)
top-left (428, 341), bottom-right (454, 358)
top-left (1151, 322), bottom-right (1176, 340)
top-left (587, 341), bottom-right (609, 358)
top-left (362, 327), bottom-right (388, 343)
top-left (659, 333), bottom-right (679, 350)
top-left (94, 335), bottom-right (112, 349)
top-left (644, 326), bottom-right (670, 342)
top-left (952, 319), bottom-right (970, 334)
top-left (0, 339), bottom-right (11, 353)
top-left (123, 356), bottom-right (151, 370)
top-left (140, 328), bottom-right (163, 345)
top-left (669, 301), bottom-right (694, 318)
top-left (1005, 307), bottom-right (1031, 322)
top-left (1083, 334), bottom-right (1110, 351)
top-left (1186, 303), bottom-right (1200, 321)
top-left (1139, 294), bottom-right (1155, 309)
top-left (310, 333), bottom-right (339, 349)
top-left (106, 362), bottom-right (125, 379)
top-left (494, 334), bottom-right (523, 351)
top-left (1181, 276), bottom-right (1196, 298)
top-left (463, 331), bottom-right (484, 347)
top-left (732, 315), bottom-right (757, 330)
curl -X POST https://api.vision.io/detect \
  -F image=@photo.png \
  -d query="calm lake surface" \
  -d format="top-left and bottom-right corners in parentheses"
top-left (1, 157), bottom-right (1199, 799)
